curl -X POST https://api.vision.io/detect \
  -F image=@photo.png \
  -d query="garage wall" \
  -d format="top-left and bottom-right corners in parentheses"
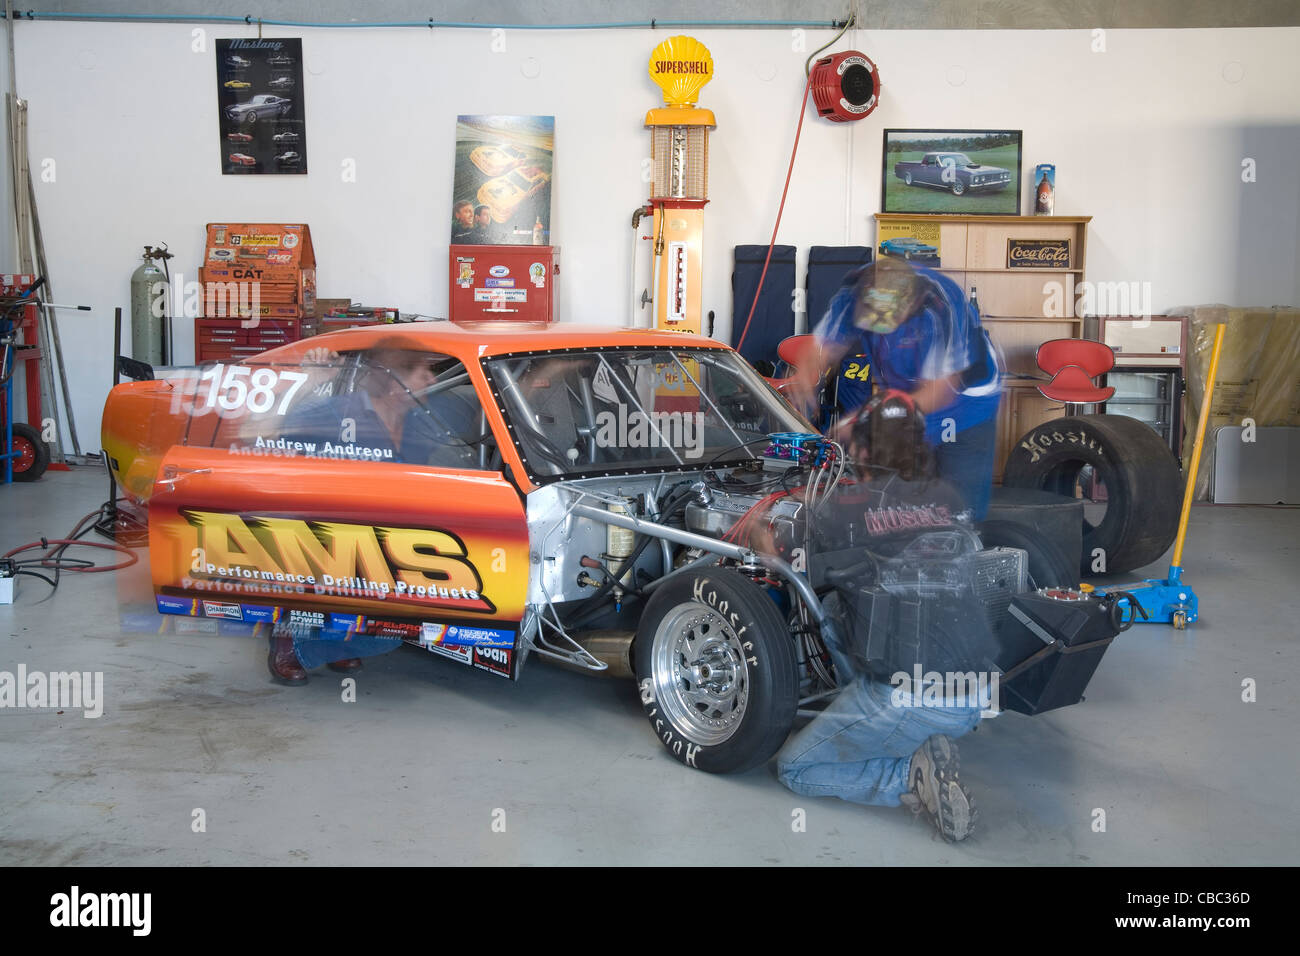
top-left (11, 20), bottom-right (1300, 444)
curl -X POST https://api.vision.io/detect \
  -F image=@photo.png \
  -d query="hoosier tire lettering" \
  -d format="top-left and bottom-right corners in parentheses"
top-left (1003, 413), bottom-right (1183, 576)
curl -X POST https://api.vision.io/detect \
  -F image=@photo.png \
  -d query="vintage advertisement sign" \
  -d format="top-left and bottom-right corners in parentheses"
top-left (216, 38), bottom-right (307, 175)
top-left (876, 219), bottom-right (942, 262)
top-left (1007, 238), bottom-right (1072, 269)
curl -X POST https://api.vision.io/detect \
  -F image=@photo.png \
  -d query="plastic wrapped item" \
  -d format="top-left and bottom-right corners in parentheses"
top-left (1181, 306), bottom-right (1300, 500)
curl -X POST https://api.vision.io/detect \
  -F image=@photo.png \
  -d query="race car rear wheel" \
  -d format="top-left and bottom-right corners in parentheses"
top-left (634, 568), bottom-right (797, 774)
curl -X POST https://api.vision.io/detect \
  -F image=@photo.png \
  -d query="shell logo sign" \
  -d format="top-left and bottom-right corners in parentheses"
top-left (648, 35), bottom-right (713, 106)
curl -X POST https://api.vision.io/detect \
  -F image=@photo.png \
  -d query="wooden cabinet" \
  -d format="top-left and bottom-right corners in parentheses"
top-left (873, 213), bottom-right (1091, 481)
top-left (996, 381), bottom-right (1064, 482)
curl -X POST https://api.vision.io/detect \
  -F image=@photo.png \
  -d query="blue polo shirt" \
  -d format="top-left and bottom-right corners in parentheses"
top-left (814, 265), bottom-right (1001, 443)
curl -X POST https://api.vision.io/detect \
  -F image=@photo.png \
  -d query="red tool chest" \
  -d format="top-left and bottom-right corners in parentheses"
top-left (195, 223), bottom-right (318, 362)
top-left (449, 244), bottom-right (559, 323)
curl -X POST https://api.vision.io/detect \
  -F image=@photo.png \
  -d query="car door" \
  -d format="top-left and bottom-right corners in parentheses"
top-left (147, 344), bottom-right (530, 657)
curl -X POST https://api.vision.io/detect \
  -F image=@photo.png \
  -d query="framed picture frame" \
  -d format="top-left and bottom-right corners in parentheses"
top-left (881, 129), bottom-right (1023, 215)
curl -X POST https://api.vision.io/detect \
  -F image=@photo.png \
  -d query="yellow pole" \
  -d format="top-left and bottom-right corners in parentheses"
top-left (1171, 323), bottom-right (1226, 568)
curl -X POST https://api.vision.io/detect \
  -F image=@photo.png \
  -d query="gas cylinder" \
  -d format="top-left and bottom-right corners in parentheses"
top-left (130, 246), bottom-right (166, 366)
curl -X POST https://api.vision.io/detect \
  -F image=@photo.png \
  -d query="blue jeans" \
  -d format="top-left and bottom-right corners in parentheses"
top-left (776, 678), bottom-right (983, 807)
top-left (934, 416), bottom-right (998, 521)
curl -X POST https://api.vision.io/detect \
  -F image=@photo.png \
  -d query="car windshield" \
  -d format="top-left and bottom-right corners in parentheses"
top-left (483, 347), bottom-right (815, 480)
top-left (942, 153), bottom-right (974, 166)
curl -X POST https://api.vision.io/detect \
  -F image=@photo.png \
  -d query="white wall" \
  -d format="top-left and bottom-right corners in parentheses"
top-left (12, 21), bottom-right (1300, 445)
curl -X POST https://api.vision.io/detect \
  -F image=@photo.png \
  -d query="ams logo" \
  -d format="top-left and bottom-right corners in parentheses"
top-left (180, 510), bottom-right (494, 613)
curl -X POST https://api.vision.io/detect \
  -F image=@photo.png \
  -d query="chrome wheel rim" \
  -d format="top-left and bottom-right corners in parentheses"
top-left (651, 602), bottom-right (750, 746)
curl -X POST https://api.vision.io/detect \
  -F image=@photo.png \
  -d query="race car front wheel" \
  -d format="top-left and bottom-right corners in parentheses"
top-left (634, 568), bottom-right (797, 774)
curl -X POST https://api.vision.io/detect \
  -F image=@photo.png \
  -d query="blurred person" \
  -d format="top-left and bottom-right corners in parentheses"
top-left (267, 341), bottom-right (476, 685)
top-left (774, 393), bottom-right (986, 841)
top-left (799, 256), bottom-right (1001, 519)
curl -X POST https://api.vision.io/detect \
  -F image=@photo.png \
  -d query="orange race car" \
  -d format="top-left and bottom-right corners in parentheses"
top-left (102, 321), bottom-right (1115, 772)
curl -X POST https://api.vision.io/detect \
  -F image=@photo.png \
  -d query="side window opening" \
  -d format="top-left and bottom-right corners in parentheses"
top-left (185, 345), bottom-right (500, 471)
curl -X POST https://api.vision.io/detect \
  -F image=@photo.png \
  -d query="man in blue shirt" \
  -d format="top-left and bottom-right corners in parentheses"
top-left (807, 256), bottom-right (1002, 519)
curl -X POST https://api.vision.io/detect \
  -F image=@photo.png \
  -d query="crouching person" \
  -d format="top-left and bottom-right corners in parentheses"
top-left (776, 390), bottom-right (993, 842)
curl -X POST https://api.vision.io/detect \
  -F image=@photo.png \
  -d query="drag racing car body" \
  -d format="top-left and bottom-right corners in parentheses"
top-left (102, 322), bottom-right (1124, 773)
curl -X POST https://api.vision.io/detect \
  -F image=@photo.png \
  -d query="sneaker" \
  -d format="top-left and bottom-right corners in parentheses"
top-left (905, 734), bottom-right (977, 842)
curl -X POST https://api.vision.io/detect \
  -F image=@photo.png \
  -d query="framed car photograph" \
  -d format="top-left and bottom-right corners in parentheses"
top-left (881, 129), bottom-right (1022, 215)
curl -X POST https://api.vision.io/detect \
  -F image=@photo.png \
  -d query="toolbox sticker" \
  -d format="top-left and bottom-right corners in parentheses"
top-left (202, 601), bottom-right (244, 621)
top-left (529, 262), bottom-right (546, 288)
top-left (234, 234), bottom-right (281, 247)
top-left (484, 278), bottom-right (515, 288)
top-left (489, 265), bottom-right (510, 277)
top-left (209, 247), bottom-right (235, 260)
top-left (157, 596), bottom-right (200, 616)
top-left (474, 289), bottom-right (527, 303)
top-left (457, 262), bottom-right (475, 288)
top-left (281, 232), bottom-right (300, 248)
top-left (443, 624), bottom-right (514, 648)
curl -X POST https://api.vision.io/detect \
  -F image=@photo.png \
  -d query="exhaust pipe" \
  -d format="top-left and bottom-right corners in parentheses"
top-left (553, 629), bottom-right (635, 679)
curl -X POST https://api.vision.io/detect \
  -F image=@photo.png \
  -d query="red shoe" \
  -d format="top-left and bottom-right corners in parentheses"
top-left (268, 633), bottom-right (308, 685)
top-left (327, 657), bottom-right (363, 673)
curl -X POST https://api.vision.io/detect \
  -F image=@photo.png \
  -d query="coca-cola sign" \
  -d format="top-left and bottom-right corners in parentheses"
top-left (1007, 238), bottom-right (1071, 269)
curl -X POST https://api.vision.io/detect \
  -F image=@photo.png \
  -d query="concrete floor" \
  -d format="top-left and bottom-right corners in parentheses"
top-left (1, 464), bottom-right (1296, 866)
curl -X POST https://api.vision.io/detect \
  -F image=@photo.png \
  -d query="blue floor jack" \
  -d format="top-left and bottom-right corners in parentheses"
top-left (1087, 323), bottom-right (1227, 629)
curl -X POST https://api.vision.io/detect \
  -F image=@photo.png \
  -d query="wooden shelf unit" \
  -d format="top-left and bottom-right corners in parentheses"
top-left (874, 214), bottom-right (1092, 481)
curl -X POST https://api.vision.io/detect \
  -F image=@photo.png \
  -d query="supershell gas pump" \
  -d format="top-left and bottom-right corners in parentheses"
top-left (644, 36), bottom-right (715, 335)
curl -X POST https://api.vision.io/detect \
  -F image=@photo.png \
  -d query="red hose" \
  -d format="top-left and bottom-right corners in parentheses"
top-left (735, 70), bottom-right (815, 354)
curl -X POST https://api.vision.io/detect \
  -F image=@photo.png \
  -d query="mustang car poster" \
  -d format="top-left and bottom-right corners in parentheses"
top-left (452, 115), bottom-right (554, 245)
top-left (881, 129), bottom-right (1022, 215)
top-left (216, 38), bottom-right (307, 175)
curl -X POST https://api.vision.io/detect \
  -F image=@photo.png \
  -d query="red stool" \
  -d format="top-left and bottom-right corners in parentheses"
top-left (1035, 338), bottom-right (1115, 410)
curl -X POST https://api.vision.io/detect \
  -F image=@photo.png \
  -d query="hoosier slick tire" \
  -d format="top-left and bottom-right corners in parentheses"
top-left (634, 568), bottom-right (797, 774)
top-left (1002, 414), bottom-right (1182, 576)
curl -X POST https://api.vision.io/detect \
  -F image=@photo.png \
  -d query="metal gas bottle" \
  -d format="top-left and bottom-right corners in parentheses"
top-left (129, 246), bottom-right (166, 366)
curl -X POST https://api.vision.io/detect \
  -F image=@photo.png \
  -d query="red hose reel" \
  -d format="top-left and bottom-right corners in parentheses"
top-left (810, 51), bottom-right (880, 122)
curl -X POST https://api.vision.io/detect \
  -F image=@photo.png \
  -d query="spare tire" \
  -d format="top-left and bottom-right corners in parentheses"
top-left (976, 518), bottom-right (1077, 589)
top-left (1002, 414), bottom-right (1181, 576)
